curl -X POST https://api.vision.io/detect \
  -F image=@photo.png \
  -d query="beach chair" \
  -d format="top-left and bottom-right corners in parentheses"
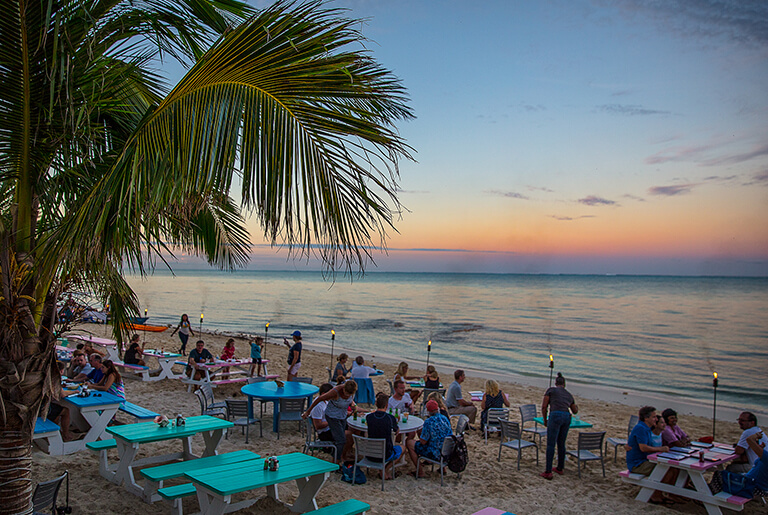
top-left (32, 470), bottom-right (68, 515)
top-left (225, 399), bottom-right (262, 444)
top-left (484, 408), bottom-right (509, 444)
top-left (415, 436), bottom-right (458, 486)
top-left (194, 389), bottom-right (226, 418)
top-left (303, 418), bottom-right (338, 462)
top-left (498, 419), bottom-right (538, 470)
top-left (567, 431), bottom-right (606, 478)
top-left (606, 414), bottom-right (639, 463)
top-left (352, 435), bottom-right (402, 491)
top-left (276, 398), bottom-right (305, 440)
top-left (519, 404), bottom-right (547, 446)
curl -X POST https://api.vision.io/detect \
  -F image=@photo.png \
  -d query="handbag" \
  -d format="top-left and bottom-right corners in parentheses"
top-left (720, 470), bottom-right (755, 498)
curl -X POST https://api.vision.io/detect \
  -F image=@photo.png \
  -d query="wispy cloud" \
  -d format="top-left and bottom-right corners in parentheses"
top-left (397, 188), bottom-right (430, 194)
top-left (610, 0), bottom-right (768, 47)
top-left (550, 215), bottom-right (596, 221)
top-left (485, 189), bottom-right (530, 200)
top-left (648, 184), bottom-right (697, 196)
top-left (528, 186), bottom-right (555, 193)
top-left (597, 104), bottom-right (672, 116)
top-left (701, 142), bottom-right (768, 166)
top-left (520, 102), bottom-right (547, 112)
top-left (622, 194), bottom-right (646, 202)
top-left (743, 170), bottom-right (768, 186)
top-left (645, 144), bottom-right (715, 164)
top-left (578, 195), bottom-right (617, 206)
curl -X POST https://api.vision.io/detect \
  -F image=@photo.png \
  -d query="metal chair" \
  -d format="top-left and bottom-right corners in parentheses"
top-left (303, 418), bottom-right (337, 462)
top-left (352, 435), bottom-right (402, 491)
top-left (451, 414), bottom-right (469, 435)
top-left (519, 404), bottom-right (547, 446)
top-left (246, 376), bottom-right (267, 416)
top-left (567, 431), bottom-right (607, 478)
top-left (276, 398), bottom-right (305, 439)
top-left (32, 470), bottom-right (68, 515)
top-left (498, 419), bottom-right (538, 470)
top-left (606, 414), bottom-right (639, 463)
top-left (293, 377), bottom-right (313, 383)
top-left (415, 435), bottom-right (459, 486)
top-left (201, 382), bottom-right (227, 409)
top-left (225, 399), bottom-right (262, 443)
top-left (484, 407), bottom-right (510, 444)
top-left (420, 388), bottom-right (446, 412)
top-left (387, 380), bottom-right (395, 396)
top-left (194, 389), bottom-right (226, 418)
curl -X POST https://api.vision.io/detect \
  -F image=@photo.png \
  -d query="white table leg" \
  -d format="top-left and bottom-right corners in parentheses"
top-left (265, 483), bottom-right (280, 502)
top-left (290, 473), bottom-right (329, 512)
top-left (182, 436), bottom-right (197, 460)
top-left (635, 462), bottom-right (669, 502)
top-left (111, 440), bottom-right (139, 486)
top-left (201, 429), bottom-right (224, 457)
top-left (688, 471), bottom-right (724, 515)
top-left (79, 405), bottom-right (119, 443)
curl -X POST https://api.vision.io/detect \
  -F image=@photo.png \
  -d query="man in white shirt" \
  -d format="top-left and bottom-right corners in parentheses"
top-left (728, 412), bottom-right (768, 473)
top-left (310, 383), bottom-right (335, 444)
top-left (387, 380), bottom-right (413, 414)
top-left (349, 356), bottom-right (376, 379)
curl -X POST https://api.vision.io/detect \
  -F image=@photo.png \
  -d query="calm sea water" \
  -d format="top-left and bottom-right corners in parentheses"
top-left (125, 271), bottom-right (768, 412)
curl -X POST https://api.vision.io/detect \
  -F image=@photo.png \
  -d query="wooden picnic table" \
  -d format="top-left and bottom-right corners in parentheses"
top-left (105, 415), bottom-right (233, 502)
top-left (141, 349), bottom-right (184, 381)
top-left (621, 446), bottom-right (745, 514)
top-left (185, 452), bottom-right (339, 514)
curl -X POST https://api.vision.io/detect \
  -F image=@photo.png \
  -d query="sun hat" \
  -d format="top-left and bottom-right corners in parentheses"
top-left (426, 400), bottom-right (439, 412)
top-left (291, 330), bottom-right (302, 338)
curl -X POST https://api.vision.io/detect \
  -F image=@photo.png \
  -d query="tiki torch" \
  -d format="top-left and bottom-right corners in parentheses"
top-left (264, 322), bottom-right (269, 358)
top-left (199, 313), bottom-right (204, 334)
top-left (712, 372), bottom-right (718, 440)
top-left (549, 354), bottom-right (554, 388)
top-left (143, 309), bottom-right (148, 341)
top-left (426, 340), bottom-right (432, 369)
top-left (329, 330), bottom-right (336, 372)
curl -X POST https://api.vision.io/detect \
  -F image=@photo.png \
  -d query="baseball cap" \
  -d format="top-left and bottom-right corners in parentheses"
top-left (291, 330), bottom-right (302, 337)
top-left (426, 400), bottom-right (439, 412)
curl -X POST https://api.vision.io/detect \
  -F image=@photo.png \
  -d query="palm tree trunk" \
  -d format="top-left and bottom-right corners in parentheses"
top-left (0, 409), bottom-right (34, 515)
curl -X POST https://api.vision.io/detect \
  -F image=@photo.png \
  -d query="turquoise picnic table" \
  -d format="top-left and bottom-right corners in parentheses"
top-left (241, 381), bottom-right (319, 433)
top-left (105, 415), bottom-right (233, 502)
top-left (533, 415), bottom-right (593, 429)
top-left (185, 452), bottom-right (339, 514)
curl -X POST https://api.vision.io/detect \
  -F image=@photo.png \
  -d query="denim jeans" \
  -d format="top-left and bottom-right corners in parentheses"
top-left (545, 410), bottom-right (571, 473)
top-left (326, 416), bottom-right (348, 461)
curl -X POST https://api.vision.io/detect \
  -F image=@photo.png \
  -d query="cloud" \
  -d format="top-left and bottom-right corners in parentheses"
top-left (597, 104), bottom-right (672, 116)
top-left (701, 142), bottom-right (768, 166)
top-left (578, 195), bottom-right (617, 206)
top-left (609, 0), bottom-right (768, 47)
top-left (648, 184), bottom-right (697, 196)
top-left (528, 186), bottom-right (555, 193)
top-left (397, 188), bottom-right (430, 194)
top-left (520, 102), bottom-right (546, 112)
top-left (622, 194), bottom-right (646, 202)
top-left (743, 170), bottom-right (768, 186)
top-left (550, 215), bottom-right (596, 221)
top-left (645, 144), bottom-right (715, 164)
top-left (485, 189), bottom-right (530, 200)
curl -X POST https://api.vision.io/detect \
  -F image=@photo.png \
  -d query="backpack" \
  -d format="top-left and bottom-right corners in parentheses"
top-left (340, 464), bottom-right (367, 484)
top-left (447, 433), bottom-right (468, 473)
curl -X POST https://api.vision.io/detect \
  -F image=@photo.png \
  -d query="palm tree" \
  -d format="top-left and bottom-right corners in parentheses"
top-left (0, 0), bottom-right (414, 511)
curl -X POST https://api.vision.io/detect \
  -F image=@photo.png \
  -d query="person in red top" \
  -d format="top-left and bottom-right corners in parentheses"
top-left (220, 338), bottom-right (236, 378)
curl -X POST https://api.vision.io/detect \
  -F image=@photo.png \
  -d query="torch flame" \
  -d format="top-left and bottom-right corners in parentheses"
top-left (266, 322), bottom-right (269, 329)
top-left (428, 340), bottom-right (431, 347)
top-left (200, 313), bottom-right (204, 320)
top-left (331, 329), bottom-right (335, 336)
top-left (144, 309), bottom-right (147, 316)
top-left (550, 354), bottom-right (553, 362)
top-left (714, 372), bottom-right (717, 379)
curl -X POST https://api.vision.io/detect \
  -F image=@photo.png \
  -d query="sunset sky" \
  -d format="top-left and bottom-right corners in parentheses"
top-left (177, 1), bottom-right (768, 276)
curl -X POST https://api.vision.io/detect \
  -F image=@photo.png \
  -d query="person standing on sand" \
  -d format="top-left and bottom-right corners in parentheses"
top-left (540, 372), bottom-right (578, 480)
top-left (303, 380), bottom-right (358, 463)
top-left (170, 313), bottom-right (194, 356)
top-left (284, 330), bottom-right (303, 381)
top-left (249, 337), bottom-right (263, 377)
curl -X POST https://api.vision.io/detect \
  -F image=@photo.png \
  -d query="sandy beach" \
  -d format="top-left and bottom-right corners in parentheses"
top-left (33, 326), bottom-right (763, 514)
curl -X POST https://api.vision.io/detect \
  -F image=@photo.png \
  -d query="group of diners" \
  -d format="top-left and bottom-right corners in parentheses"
top-left (626, 406), bottom-right (768, 505)
top-left (49, 338), bottom-right (127, 441)
top-left (302, 380), bottom-right (454, 479)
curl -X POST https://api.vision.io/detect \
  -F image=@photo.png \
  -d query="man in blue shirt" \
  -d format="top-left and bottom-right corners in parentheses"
top-left (627, 406), bottom-right (678, 505)
top-left (406, 400), bottom-right (452, 478)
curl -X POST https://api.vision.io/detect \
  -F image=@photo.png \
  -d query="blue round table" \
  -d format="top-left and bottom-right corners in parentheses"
top-left (241, 381), bottom-right (319, 433)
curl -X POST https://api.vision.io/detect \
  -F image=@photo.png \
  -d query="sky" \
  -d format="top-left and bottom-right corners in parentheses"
top-left (173, 0), bottom-right (768, 276)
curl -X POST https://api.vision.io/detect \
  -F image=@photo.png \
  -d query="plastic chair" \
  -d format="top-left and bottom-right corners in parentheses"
top-left (32, 470), bottom-right (68, 515)
top-left (519, 404), bottom-right (548, 446)
top-left (415, 436), bottom-right (458, 486)
top-left (303, 418), bottom-right (337, 462)
top-left (484, 408), bottom-right (510, 444)
top-left (606, 414), bottom-right (639, 463)
top-left (567, 431), bottom-right (606, 478)
top-left (498, 419), bottom-right (538, 470)
top-left (201, 383), bottom-right (227, 409)
top-left (352, 435), bottom-right (402, 491)
top-left (276, 398), bottom-right (305, 439)
top-left (194, 389), bottom-right (226, 418)
top-left (225, 399), bottom-right (262, 443)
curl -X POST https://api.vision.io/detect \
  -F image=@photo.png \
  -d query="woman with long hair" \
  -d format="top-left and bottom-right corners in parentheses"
top-left (480, 379), bottom-right (510, 429)
top-left (92, 360), bottom-right (125, 400)
top-left (393, 362), bottom-right (421, 403)
top-left (302, 380), bottom-right (358, 463)
top-left (170, 313), bottom-right (194, 355)
top-left (124, 334), bottom-right (145, 366)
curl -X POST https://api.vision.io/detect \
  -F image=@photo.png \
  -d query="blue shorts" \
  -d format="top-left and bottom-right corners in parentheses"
top-left (386, 445), bottom-right (403, 462)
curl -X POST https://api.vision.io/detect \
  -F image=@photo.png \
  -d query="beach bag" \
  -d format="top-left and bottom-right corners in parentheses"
top-left (340, 464), bottom-right (367, 484)
top-left (719, 470), bottom-right (755, 498)
top-left (447, 433), bottom-right (468, 473)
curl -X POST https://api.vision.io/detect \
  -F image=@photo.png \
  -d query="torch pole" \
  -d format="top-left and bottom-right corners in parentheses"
top-left (143, 309), bottom-right (147, 342)
top-left (199, 314), bottom-right (203, 335)
top-left (712, 372), bottom-right (718, 440)
top-left (426, 340), bottom-right (431, 370)
top-left (549, 355), bottom-right (554, 388)
top-left (264, 323), bottom-right (269, 359)
top-left (330, 330), bottom-right (336, 373)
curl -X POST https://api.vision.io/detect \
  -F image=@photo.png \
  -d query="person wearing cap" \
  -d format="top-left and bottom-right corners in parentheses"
top-left (284, 330), bottom-right (303, 381)
top-left (406, 399), bottom-right (452, 477)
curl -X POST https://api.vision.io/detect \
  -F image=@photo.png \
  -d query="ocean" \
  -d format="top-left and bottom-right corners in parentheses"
top-left (125, 270), bottom-right (768, 413)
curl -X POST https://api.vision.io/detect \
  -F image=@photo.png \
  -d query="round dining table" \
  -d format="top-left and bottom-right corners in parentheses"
top-left (241, 381), bottom-right (319, 432)
top-left (346, 414), bottom-right (424, 435)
